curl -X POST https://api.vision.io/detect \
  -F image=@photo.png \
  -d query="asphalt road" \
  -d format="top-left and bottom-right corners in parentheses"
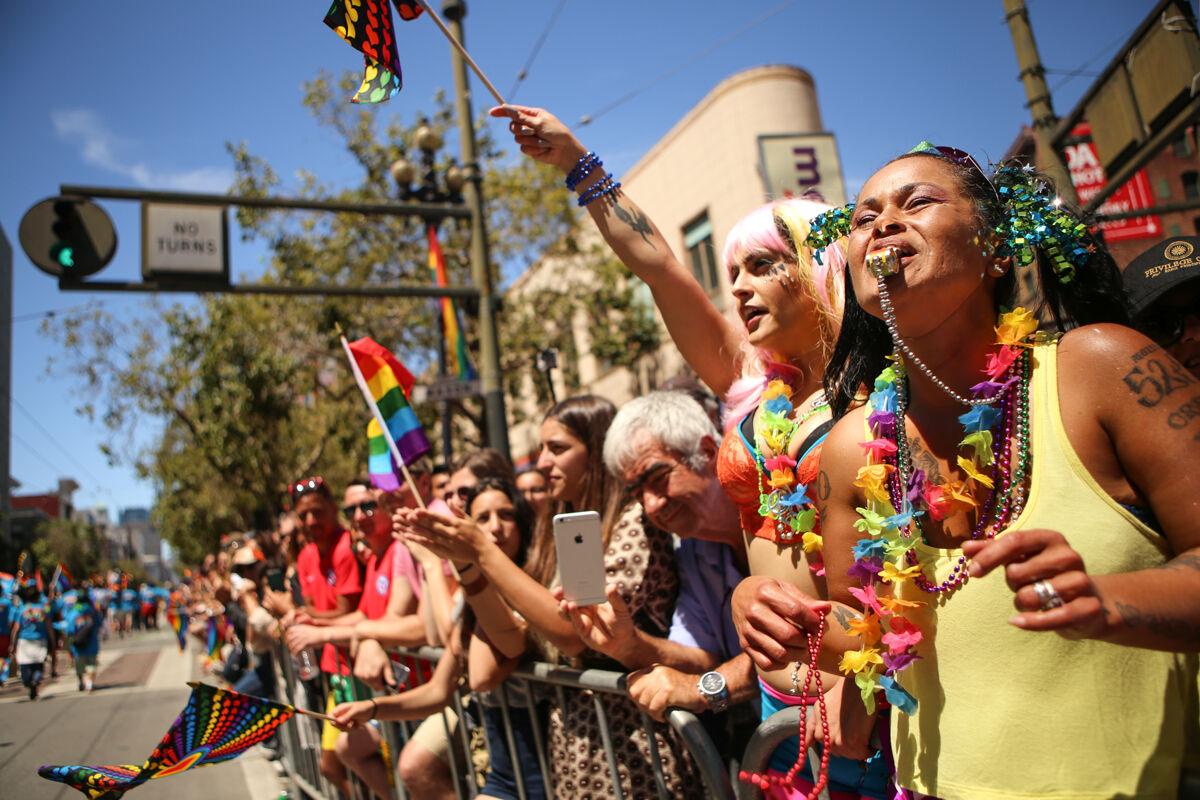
top-left (0, 628), bottom-right (283, 800)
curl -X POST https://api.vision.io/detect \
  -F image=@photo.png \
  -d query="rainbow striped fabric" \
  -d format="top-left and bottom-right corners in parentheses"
top-left (348, 337), bottom-right (431, 490)
top-left (428, 226), bottom-right (476, 380)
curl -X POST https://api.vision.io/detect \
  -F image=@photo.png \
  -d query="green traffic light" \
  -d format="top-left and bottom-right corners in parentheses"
top-left (51, 243), bottom-right (75, 269)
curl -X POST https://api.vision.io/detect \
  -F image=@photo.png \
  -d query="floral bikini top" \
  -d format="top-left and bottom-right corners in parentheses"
top-left (716, 406), bottom-right (833, 549)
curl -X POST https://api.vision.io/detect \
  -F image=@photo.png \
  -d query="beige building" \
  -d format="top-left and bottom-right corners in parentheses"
top-left (504, 65), bottom-right (838, 466)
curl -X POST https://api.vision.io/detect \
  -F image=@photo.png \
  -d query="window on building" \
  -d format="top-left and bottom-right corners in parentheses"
top-left (1194, 217), bottom-right (1200, 235)
top-left (683, 213), bottom-right (720, 294)
top-left (1169, 224), bottom-right (1183, 237)
top-left (1173, 134), bottom-right (1194, 159)
top-left (1183, 171), bottom-right (1200, 201)
top-left (1157, 178), bottom-right (1172, 199)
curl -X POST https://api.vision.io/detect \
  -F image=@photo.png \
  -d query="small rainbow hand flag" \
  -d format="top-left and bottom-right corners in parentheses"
top-left (38, 682), bottom-right (295, 798)
top-left (205, 617), bottom-right (222, 664)
top-left (166, 608), bottom-right (187, 653)
top-left (343, 336), bottom-right (431, 491)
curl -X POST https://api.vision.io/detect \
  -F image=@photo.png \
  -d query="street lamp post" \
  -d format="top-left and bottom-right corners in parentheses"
top-left (442, 0), bottom-right (511, 463)
top-left (391, 123), bottom-right (467, 464)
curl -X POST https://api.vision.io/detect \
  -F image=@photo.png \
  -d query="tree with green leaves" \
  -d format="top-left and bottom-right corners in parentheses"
top-left (45, 72), bottom-right (657, 565)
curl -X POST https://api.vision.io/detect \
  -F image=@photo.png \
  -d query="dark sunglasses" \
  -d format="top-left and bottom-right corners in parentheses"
top-left (290, 476), bottom-right (328, 502)
top-left (342, 500), bottom-right (379, 518)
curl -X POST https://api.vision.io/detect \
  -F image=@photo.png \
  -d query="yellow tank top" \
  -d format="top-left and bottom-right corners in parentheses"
top-left (890, 341), bottom-right (1198, 799)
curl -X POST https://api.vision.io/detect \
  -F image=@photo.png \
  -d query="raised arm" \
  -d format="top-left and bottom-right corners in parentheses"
top-left (491, 104), bottom-right (746, 396)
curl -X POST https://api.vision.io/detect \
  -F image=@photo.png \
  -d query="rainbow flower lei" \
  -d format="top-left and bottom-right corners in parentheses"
top-left (838, 308), bottom-right (1041, 715)
top-left (754, 379), bottom-right (827, 555)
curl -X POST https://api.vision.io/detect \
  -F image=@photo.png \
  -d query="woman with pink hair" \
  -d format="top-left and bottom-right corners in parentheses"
top-left (497, 105), bottom-right (889, 798)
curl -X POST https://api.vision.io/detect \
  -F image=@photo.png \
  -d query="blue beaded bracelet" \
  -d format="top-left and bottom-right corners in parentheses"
top-left (578, 174), bottom-right (621, 207)
top-left (566, 152), bottom-right (601, 191)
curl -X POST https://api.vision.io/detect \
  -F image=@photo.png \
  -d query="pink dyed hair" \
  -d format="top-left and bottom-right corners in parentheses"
top-left (720, 197), bottom-right (846, 431)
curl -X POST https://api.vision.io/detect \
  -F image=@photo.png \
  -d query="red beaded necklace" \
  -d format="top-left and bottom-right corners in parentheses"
top-left (738, 615), bottom-right (830, 797)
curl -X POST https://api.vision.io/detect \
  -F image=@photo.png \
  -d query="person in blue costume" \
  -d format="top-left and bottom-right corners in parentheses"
top-left (10, 581), bottom-right (52, 700)
top-left (63, 585), bottom-right (101, 692)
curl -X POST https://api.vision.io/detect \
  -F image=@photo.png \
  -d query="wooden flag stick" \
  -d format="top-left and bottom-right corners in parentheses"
top-left (413, 0), bottom-right (506, 106)
top-left (337, 332), bottom-right (428, 511)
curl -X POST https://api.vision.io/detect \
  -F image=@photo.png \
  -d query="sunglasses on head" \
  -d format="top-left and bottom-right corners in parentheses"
top-left (342, 499), bottom-right (379, 518)
top-left (291, 476), bottom-right (328, 502)
top-left (911, 142), bottom-right (998, 199)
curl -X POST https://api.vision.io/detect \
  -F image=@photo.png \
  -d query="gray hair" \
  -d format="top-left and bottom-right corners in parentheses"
top-left (603, 391), bottom-right (720, 478)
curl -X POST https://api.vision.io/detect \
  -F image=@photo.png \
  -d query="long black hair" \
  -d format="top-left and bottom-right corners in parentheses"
top-left (824, 152), bottom-right (1130, 418)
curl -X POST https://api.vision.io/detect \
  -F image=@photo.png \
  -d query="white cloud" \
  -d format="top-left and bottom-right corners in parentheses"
top-left (51, 108), bottom-right (233, 193)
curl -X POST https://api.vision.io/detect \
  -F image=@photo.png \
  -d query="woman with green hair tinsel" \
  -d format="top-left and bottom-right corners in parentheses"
top-left (734, 144), bottom-right (1200, 799)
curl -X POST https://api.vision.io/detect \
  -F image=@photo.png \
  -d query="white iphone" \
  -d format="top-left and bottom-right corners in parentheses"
top-left (552, 511), bottom-right (607, 606)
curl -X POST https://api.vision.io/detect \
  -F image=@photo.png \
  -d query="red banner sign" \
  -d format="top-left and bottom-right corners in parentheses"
top-left (1063, 122), bottom-right (1161, 242)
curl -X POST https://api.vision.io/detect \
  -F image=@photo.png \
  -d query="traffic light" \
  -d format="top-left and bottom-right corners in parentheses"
top-left (19, 195), bottom-right (116, 279)
top-left (50, 200), bottom-right (85, 270)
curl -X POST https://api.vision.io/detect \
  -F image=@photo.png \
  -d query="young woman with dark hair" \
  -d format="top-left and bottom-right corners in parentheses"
top-left (399, 396), bottom-right (695, 798)
top-left (734, 147), bottom-right (1200, 798)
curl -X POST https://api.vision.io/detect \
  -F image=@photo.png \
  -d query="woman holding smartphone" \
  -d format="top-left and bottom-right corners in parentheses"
top-left (399, 396), bottom-right (696, 798)
top-left (335, 479), bottom-right (547, 800)
top-left (495, 106), bottom-right (889, 796)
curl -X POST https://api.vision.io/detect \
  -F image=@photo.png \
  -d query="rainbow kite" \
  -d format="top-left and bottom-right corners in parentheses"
top-left (38, 682), bottom-right (295, 799)
top-left (428, 225), bottom-right (477, 381)
top-left (346, 337), bottom-right (431, 490)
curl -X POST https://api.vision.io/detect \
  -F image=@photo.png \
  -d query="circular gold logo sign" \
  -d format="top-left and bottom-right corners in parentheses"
top-left (1165, 240), bottom-right (1194, 261)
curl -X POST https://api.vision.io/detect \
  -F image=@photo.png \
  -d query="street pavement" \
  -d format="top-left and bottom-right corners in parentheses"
top-left (0, 627), bottom-right (285, 799)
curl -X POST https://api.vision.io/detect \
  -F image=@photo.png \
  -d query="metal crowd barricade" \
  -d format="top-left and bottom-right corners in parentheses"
top-left (735, 705), bottom-right (830, 800)
top-left (268, 642), bottom-right (737, 800)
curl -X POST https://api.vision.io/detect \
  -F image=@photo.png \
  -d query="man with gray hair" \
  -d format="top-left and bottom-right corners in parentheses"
top-left (557, 390), bottom-right (754, 724)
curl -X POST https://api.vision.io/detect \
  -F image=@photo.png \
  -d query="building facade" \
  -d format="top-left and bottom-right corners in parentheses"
top-left (504, 65), bottom-right (836, 464)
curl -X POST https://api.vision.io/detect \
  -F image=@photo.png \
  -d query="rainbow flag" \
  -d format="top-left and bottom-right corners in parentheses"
top-left (347, 337), bottom-right (431, 490)
top-left (166, 608), bottom-right (187, 653)
top-left (39, 682), bottom-right (295, 798)
top-left (53, 563), bottom-right (73, 594)
top-left (428, 226), bottom-right (477, 381)
top-left (205, 617), bottom-right (222, 664)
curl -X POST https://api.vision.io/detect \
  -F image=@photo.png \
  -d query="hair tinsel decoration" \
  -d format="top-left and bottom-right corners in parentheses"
top-left (805, 204), bottom-right (855, 263)
top-left (990, 164), bottom-right (1091, 284)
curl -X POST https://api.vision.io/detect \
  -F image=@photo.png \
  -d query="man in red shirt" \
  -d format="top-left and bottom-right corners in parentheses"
top-left (288, 476), bottom-right (362, 794)
top-left (290, 476), bottom-right (425, 798)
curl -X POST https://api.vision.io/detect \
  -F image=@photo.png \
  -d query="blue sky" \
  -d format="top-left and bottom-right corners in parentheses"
top-left (0, 0), bottom-right (1163, 512)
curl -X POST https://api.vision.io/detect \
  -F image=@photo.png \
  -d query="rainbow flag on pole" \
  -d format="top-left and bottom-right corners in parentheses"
top-left (342, 337), bottom-right (431, 491)
top-left (428, 226), bottom-right (477, 381)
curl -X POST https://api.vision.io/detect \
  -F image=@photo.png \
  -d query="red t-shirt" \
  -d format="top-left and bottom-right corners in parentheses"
top-left (359, 541), bottom-right (398, 621)
top-left (296, 531), bottom-right (363, 674)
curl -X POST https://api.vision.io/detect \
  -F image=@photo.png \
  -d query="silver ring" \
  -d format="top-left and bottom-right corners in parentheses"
top-left (1033, 580), bottom-right (1064, 610)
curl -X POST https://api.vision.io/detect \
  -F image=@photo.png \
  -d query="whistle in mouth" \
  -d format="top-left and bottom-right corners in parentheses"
top-left (867, 247), bottom-right (901, 278)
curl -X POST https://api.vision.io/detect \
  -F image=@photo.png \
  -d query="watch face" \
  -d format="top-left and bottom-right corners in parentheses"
top-left (700, 671), bottom-right (726, 694)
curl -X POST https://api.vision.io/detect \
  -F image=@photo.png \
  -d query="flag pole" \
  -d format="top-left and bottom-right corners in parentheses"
top-left (412, 0), bottom-right (506, 106)
top-left (338, 333), bottom-right (428, 510)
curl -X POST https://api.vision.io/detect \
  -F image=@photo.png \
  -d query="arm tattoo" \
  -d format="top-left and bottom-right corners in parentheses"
top-left (1123, 346), bottom-right (1196, 408)
top-left (612, 201), bottom-right (655, 249)
top-left (831, 604), bottom-right (857, 631)
top-left (908, 437), bottom-right (944, 485)
top-left (815, 470), bottom-right (832, 502)
top-left (1115, 600), bottom-right (1200, 642)
top-left (1157, 553), bottom-right (1200, 573)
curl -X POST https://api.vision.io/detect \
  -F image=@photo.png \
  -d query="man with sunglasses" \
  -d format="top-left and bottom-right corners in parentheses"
top-left (1125, 236), bottom-right (1200, 379)
top-left (283, 475), bottom-right (364, 796)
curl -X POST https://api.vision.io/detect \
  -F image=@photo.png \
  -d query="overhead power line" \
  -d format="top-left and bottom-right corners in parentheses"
top-left (578, 0), bottom-right (797, 127)
top-left (12, 429), bottom-right (69, 477)
top-left (9, 393), bottom-right (106, 488)
top-left (508, 0), bottom-right (570, 102)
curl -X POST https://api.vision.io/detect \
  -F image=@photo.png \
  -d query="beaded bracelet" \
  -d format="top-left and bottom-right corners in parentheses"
top-left (566, 152), bottom-right (601, 191)
top-left (578, 174), bottom-right (621, 207)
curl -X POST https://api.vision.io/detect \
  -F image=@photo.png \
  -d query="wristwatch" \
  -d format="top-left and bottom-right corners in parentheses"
top-left (697, 670), bottom-right (729, 713)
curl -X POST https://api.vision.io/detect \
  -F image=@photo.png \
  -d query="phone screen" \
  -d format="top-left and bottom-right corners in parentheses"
top-left (552, 511), bottom-right (607, 606)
